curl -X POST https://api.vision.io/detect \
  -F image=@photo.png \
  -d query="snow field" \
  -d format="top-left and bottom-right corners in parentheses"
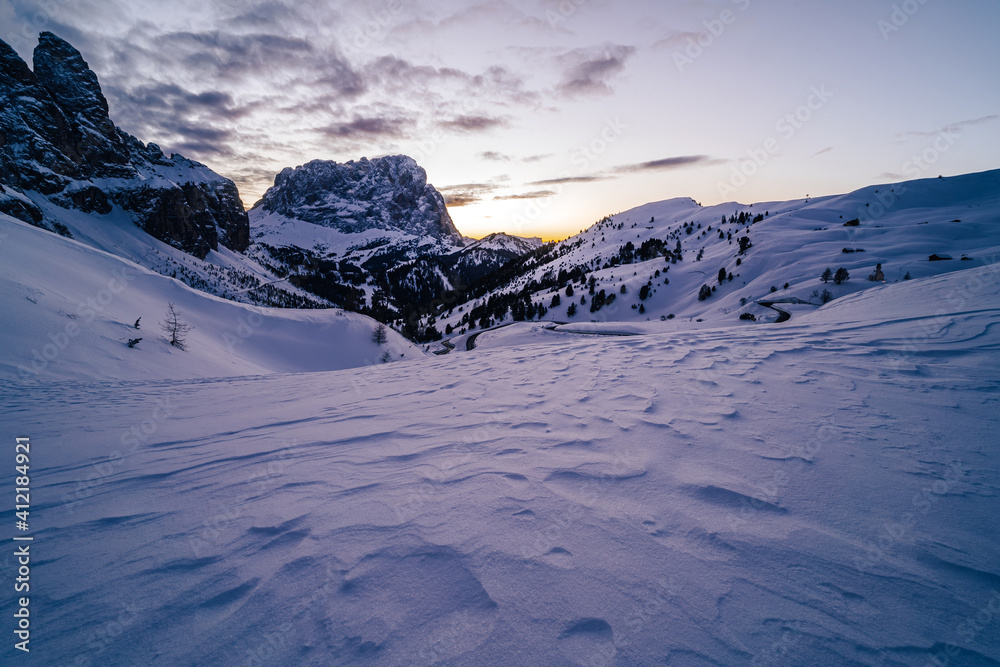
top-left (0, 215), bottom-right (422, 382)
top-left (3, 263), bottom-right (998, 665)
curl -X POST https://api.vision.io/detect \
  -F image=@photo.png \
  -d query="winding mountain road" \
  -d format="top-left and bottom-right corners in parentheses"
top-left (466, 323), bottom-right (515, 350)
top-left (757, 301), bottom-right (792, 323)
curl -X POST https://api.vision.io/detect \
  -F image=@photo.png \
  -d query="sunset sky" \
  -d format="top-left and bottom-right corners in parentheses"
top-left (2, 0), bottom-right (998, 240)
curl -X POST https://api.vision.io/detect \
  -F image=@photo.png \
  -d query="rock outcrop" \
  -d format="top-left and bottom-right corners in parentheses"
top-left (253, 156), bottom-right (464, 245)
top-left (0, 33), bottom-right (249, 257)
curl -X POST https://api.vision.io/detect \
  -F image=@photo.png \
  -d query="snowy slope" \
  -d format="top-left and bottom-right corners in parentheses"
top-left (435, 170), bottom-right (1000, 335)
top-left (249, 207), bottom-right (542, 325)
top-left (14, 190), bottom-right (328, 310)
top-left (0, 214), bottom-right (423, 382)
top-left (250, 208), bottom-right (454, 266)
top-left (3, 263), bottom-right (998, 665)
top-left (463, 232), bottom-right (544, 255)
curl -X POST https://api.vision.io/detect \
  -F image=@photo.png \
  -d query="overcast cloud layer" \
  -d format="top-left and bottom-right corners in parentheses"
top-left (2, 0), bottom-right (998, 238)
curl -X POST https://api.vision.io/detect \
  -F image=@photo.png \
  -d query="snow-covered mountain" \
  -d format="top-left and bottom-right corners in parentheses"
top-left (252, 156), bottom-right (464, 244)
top-left (0, 32), bottom-right (334, 312)
top-left (249, 165), bottom-right (546, 334)
top-left (435, 233), bottom-right (547, 290)
top-left (3, 24), bottom-right (999, 667)
top-left (430, 170), bottom-right (1000, 338)
top-left (0, 33), bottom-right (544, 327)
top-left (0, 32), bottom-right (248, 258)
top-left (459, 231), bottom-right (543, 265)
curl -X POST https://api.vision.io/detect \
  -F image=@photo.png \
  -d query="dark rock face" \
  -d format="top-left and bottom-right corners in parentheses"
top-left (63, 186), bottom-right (112, 215)
top-left (0, 187), bottom-right (44, 224)
top-left (0, 33), bottom-right (249, 257)
top-left (255, 156), bottom-right (464, 245)
top-left (33, 32), bottom-right (115, 137)
top-left (114, 181), bottom-right (250, 258)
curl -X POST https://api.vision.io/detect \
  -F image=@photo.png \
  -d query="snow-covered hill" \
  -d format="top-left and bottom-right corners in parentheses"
top-left (4, 262), bottom-right (998, 665)
top-left (0, 214), bottom-right (422, 382)
top-left (433, 170), bottom-right (1000, 336)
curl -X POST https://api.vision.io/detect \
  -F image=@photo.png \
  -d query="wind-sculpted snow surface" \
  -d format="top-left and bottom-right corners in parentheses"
top-left (3, 265), bottom-right (999, 665)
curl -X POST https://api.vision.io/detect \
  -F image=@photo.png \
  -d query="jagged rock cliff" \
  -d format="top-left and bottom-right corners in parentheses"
top-left (0, 32), bottom-right (249, 257)
top-left (253, 156), bottom-right (464, 245)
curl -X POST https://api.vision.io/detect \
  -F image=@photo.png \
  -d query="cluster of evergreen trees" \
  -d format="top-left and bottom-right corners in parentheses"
top-left (820, 267), bottom-right (850, 285)
top-left (722, 211), bottom-right (765, 226)
top-left (603, 237), bottom-right (684, 270)
top-left (589, 289), bottom-right (616, 313)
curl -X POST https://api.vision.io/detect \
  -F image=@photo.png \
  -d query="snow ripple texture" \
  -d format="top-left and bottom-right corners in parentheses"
top-left (3, 268), bottom-right (1000, 666)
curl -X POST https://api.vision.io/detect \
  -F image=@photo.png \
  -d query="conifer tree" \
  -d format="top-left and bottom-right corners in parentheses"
top-left (160, 303), bottom-right (193, 350)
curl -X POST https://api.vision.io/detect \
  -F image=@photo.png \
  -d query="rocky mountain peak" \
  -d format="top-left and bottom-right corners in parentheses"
top-left (257, 155), bottom-right (465, 246)
top-left (0, 39), bottom-right (34, 86)
top-left (32, 32), bottom-right (113, 136)
top-left (0, 32), bottom-right (249, 257)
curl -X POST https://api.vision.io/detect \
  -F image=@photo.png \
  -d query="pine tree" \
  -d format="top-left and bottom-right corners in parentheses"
top-left (698, 284), bottom-right (712, 301)
top-left (833, 267), bottom-right (850, 285)
top-left (372, 323), bottom-right (388, 345)
top-left (821, 267), bottom-right (833, 283)
top-left (718, 267), bottom-right (727, 285)
top-left (567, 302), bottom-right (578, 317)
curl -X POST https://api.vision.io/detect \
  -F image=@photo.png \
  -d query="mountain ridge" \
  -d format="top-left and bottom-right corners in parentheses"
top-left (425, 169), bottom-right (1000, 341)
top-left (0, 32), bottom-right (249, 258)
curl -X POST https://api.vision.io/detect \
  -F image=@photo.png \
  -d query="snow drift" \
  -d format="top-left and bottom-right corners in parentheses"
top-left (3, 261), bottom-right (998, 665)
